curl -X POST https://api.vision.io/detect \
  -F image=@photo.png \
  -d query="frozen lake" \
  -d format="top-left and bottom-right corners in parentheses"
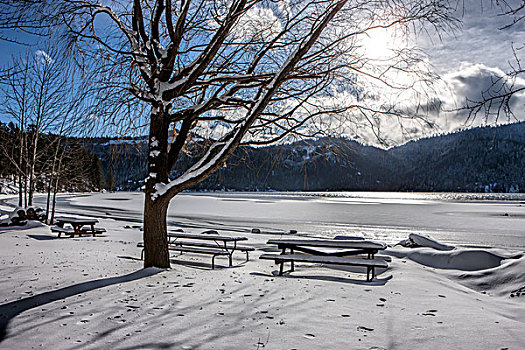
top-left (21, 191), bottom-right (525, 250)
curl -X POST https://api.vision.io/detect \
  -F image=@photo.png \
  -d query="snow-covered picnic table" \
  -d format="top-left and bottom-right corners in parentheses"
top-left (51, 217), bottom-right (106, 238)
top-left (139, 232), bottom-right (253, 269)
top-left (260, 238), bottom-right (388, 281)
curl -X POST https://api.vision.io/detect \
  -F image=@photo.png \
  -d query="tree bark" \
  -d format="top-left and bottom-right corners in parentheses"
top-left (143, 195), bottom-right (170, 268)
top-left (46, 135), bottom-right (61, 223)
top-left (18, 174), bottom-right (23, 207)
top-left (142, 108), bottom-right (171, 268)
top-left (28, 131), bottom-right (39, 206)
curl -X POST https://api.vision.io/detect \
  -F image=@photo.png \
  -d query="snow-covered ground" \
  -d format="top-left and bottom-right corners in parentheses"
top-left (0, 192), bottom-right (524, 349)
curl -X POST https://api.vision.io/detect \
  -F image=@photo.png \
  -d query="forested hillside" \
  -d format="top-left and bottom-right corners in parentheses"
top-left (389, 122), bottom-right (524, 192)
top-left (87, 122), bottom-right (524, 193)
top-left (2, 122), bottom-right (523, 194)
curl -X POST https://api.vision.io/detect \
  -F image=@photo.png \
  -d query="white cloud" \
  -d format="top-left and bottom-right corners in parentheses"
top-left (230, 6), bottom-right (282, 41)
top-left (440, 62), bottom-right (525, 123)
top-left (35, 49), bottom-right (54, 64)
top-left (417, 0), bottom-right (525, 74)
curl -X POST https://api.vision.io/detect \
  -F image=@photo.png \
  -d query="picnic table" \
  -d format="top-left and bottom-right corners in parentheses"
top-left (138, 232), bottom-right (253, 269)
top-left (51, 217), bottom-right (106, 238)
top-left (260, 238), bottom-right (388, 281)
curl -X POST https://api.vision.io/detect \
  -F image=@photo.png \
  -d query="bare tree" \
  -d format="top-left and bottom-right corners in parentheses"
top-left (1, 52), bottom-right (32, 207)
top-left (8, 0), bottom-right (455, 267)
top-left (1, 45), bottom-right (79, 209)
top-left (0, 0), bottom-right (51, 43)
top-left (43, 74), bottom-right (90, 224)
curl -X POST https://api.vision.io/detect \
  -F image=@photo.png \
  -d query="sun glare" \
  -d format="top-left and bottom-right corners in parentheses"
top-left (360, 27), bottom-right (406, 60)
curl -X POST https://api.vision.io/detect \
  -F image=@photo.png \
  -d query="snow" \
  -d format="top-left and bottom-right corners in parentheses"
top-left (0, 179), bottom-right (17, 195)
top-left (151, 138), bottom-right (236, 200)
top-left (397, 233), bottom-right (455, 251)
top-left (0, 192), bottom-right (524, 349)
top-left (101, 139), bottom-right (146, 146)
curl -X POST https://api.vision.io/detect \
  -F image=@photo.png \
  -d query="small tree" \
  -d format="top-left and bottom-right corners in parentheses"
top-left (1, 45), bottom-right (88, 215)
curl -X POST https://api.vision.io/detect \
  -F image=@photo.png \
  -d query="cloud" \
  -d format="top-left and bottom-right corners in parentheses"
top-left (442, 63), bottom-right (525, 122)
top-left (35, 49), bottom-right (54, 64)
top-left (418, 0), bottom-right (525, 74)
top-left (230, 6), bottom-right (282, 41)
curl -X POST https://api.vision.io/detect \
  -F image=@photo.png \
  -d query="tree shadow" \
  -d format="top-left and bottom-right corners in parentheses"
top-left (0, 268), bottom-right (161, 343)
top-left (250, 265), bottom-right (392, 286)
top-left (169, 257), bottom-right (247, 270)
top-left (107, 284), bottom-right (308, 350)
top-left (117, 255), bottom-right (144, 262)
top-left (27, 234), bottom-right (57, 241)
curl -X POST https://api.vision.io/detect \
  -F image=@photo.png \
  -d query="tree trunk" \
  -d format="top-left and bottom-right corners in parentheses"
top-left (51, 175), bottom-right (59, 224)
top-left (45, 178), bottom-right (52, 223)
top-left (18, 174), bottom-right (23, 207)
top-left (143, 195), bottom-right (170, 268)
top-left (23, 171), bottom-right (27, 208)
top-left (28, 134), bottom-right (38, 206)
top-left (50, 144), bottom-right (66, 224)
top-left (142, 108), bottom-right (171, 268)
top-left (46, 136), bottom-right (61, 223)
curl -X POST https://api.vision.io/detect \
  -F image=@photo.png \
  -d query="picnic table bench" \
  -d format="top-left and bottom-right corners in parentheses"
top-left (260, 238), bottom-right (388, 281)
top-left (51, 217), bottom-right (106, 238)
top-left (138, 232), bottom-right (253, 269)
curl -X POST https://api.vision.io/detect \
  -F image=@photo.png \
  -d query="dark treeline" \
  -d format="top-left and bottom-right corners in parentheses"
top-left (0, 122), bottom-right (105, 221)
top-left (196, 122), bottom-right (524, 193)
top-left (3, 122), bottom-right (523, 196)
top-left (86, 122), bottom-right (524, 193)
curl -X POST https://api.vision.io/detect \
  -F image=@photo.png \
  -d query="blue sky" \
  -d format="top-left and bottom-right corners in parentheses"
top-left (0, 1), bottom-right (523, 144)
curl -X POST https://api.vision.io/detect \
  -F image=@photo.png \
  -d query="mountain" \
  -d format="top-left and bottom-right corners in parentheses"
top-left (89, 122), bottom-right (525, 193)
top-left (391, 122), bottom-right (524, 192)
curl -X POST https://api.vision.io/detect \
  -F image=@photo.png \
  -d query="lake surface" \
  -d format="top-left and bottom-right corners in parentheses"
top-left (15, 191), bottom-right (525, 250)
top-left (168, 191), bottom-right (525, 249)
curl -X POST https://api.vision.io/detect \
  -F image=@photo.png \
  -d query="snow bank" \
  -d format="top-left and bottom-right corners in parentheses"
top-left (396, 233), bottom-right (455, 251)
top-left (390, 233), bottom-right (521, 271)
top-left (388, 233), bottom-right (525, 301)
top-left (388, 247), bottom-right (520, 271)
top-left (453, 255), bottom-right (525, 297)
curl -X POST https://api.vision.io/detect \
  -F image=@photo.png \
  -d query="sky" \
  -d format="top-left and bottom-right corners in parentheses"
top-left (0, 0), bottom-right (523, 146)
top-left (420, 0), bottom-right (525, 118)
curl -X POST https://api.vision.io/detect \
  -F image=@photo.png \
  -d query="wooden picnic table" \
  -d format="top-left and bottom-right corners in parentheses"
top-left (262, 238), bottom-right (388, 281)
top-left (52, 217), bottom-right (105, 237)
top-left (168, 232), bottom-right (248, 244)
top-left (137, 233), bottom-right (251, 269)
top-left (140, 232), bottom-right (251, 268)
top-left (266, 239), bottom-right (386, 258)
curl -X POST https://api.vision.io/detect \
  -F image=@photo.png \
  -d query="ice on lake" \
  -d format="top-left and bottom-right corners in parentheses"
top-left (27, 191), bottom-right (525, 250)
